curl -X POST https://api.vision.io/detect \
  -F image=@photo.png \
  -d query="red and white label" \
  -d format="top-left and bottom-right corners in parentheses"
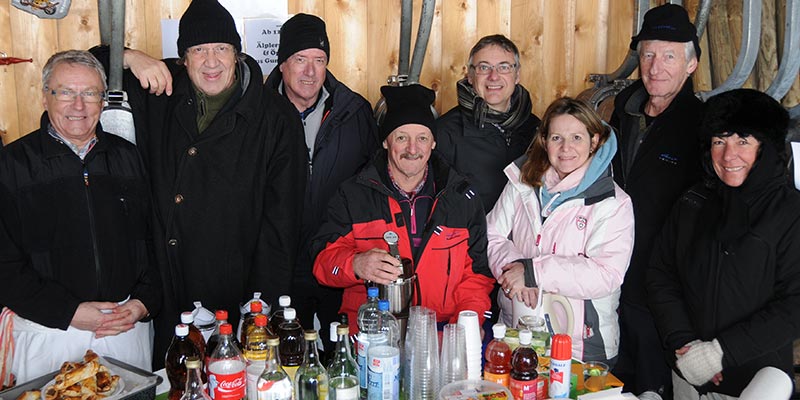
top-left (210, 371), bottom-right (246, 400)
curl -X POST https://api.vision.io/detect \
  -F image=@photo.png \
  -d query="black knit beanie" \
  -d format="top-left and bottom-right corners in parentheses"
top-left (701, 88), bottom-right (789, 152)
top-left (177, 0), bottom-right (242, 56)
top-left (380, 84), bottom-right (436, 140)
top-left (277, 13), bottom-right (330, 65)
top-left (630, 4), bottom-right (701, 58)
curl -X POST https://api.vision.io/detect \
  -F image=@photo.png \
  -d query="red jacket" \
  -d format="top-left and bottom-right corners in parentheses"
top-left (312, 153), bottom-right (495, 334)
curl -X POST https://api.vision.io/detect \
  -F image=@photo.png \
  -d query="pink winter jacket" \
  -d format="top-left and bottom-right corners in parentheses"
top-left (486, 160), bottom-right (634, 362)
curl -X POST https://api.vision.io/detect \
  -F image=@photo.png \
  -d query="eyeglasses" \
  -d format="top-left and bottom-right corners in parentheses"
top-left (470, 62), bottom-right (517, 75)
top-left (44, 86), bottom-right (105, 103)
top-left (186, 44), bottom-right (235, 59)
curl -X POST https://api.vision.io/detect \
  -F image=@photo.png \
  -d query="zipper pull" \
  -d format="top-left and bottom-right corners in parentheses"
top-left (83, 168), bottom-right (89, 186)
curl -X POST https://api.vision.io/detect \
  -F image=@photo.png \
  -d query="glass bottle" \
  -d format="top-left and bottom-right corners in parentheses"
top-left (180, 357), bottom-right (212, 400)
top-left (295, 330), bottom-right (329, 400)
top-left (256, 336), bottom-right (293, 400)
top-left (327, 324), bottom-right (358, 400)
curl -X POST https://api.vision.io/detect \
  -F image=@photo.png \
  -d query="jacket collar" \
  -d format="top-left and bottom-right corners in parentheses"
top-left (623, 77), bottom-right (696, 118)
top-left (39, 112), bottom-right (110, 161)
top-left (357, 150), bottom-right (464, 199)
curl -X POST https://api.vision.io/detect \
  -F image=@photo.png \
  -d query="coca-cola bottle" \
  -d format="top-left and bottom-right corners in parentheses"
top-left (207, 310), bottom-right (230, 360)
top-left (207, 323), bottom-right (247, 400)
top-left (166, 324), bottom-right (204, 400)
top-left (181, 357), bottom-right (212, 400)
top-left (182, 311), bottom-right (208, 357)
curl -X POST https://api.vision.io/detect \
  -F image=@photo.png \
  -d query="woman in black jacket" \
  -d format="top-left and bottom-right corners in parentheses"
top-left (647, 89), bottom-right (800, 399)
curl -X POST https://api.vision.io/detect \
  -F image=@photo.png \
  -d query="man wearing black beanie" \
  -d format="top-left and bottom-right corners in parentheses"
top-left (311, 84), bottom-right (495, 340)
top-left (265, 13), bottom-right (379, 358)
top-left (90, 0), bottom-right (307, 369)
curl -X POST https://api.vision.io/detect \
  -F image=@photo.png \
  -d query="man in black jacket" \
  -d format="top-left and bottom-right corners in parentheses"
top-left (609, 5), bottom-right (704, 399)
top-left (0, 50), bottom-right (161, 383)
top-left (265, 13), bottom-right (379, 356)
top-left (93, 0), bottom-right (307, 368)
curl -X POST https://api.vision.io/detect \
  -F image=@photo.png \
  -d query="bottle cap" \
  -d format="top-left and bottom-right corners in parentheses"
top-left (254, 314), bottom-right (267, 327)
top-left (550, 333), bottom-right (572, 360)
top-left (367, 286), bottom-right (379, 298)
top-left (329, 321), bottom-right (340, 343)
top-left (185, 356), bottom-right (201, 369)
top-left (284, 308), bottom-right (296, 320)
top-left (175, 324), bottom-right (189, 337)
top-left (337, 324), bottom-right (350, 336)
top-left (219, 323), bottom-right (233, 335)
top-left (278, 295), bottom-right (291, 307)
top-left (492, 323), bottom-right (507, 339)
top-left (304, 330), bottom-right (318, 341)
top-left (378, 299), bottom-right (390, 311)
top-left (215, 310), bottom-right (228, 321)
top-left (251, 301), bottom-right (263, 313)
top-left (180, 311), bottom-right (194, 324)
top-left (266, 336), bottom-right (280, 346)
top-left (519, 329), bottom-right (532, 345)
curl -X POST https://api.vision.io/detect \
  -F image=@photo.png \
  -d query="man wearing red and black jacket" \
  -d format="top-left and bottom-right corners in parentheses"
top-left (312, 84), bottom-right (495, 334)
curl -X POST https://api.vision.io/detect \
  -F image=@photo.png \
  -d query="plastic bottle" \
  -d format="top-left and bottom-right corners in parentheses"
top-left (548, 334), bottom-right (572, 399)
top-left (182, 311), bottom-right (208, 358)
top-left (327, 324), bottom-right (358, 400)
top-left (241, 301), bottom-right (265, 345)
top-left (167, 324), bottom-right (204, 400)
top-left (276, 307), bottom-right (304, 383)
top-left (269, 295), bottom-right (294, 334)
top-left (483, 323), bottom-right (512, 388)
top-left (295, 330), bottom-right (329, 400)
top-left (208, 310), bottom-right (242, 359)
top-left (356, 287), bottom-right (380, 334)
top-left (509, 330), bottom-right (539, 400)
top-left (207, 323), bottom-right (247, 400)
top-left (244, 314), bottom-right (270, 400)
top-left (256, 336), bottom-right (293, 400)
top-left (366, 343), bottom-right (400, 400)
top-left (180, 357), bottom-right (212, 400)
top-left (376, 300), bottom-right (399, 348)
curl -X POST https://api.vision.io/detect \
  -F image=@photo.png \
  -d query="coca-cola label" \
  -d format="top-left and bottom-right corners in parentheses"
top-left (209, 370), bottom-right (246, 400)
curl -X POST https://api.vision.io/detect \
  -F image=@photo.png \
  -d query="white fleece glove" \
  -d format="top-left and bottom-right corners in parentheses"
top-left (676, 338), bottom-right (724, 386)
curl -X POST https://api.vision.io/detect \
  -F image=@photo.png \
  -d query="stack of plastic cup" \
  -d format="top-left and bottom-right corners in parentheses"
top-left (439, 323), bottom-right (467, 387)
top-left (403, 306), bottom-right (439, 399)
top-left (457, 310), bottom-right (483, 380)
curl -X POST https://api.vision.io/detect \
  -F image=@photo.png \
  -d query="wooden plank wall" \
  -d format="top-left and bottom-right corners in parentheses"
top-left (1, 0), bottom-right (797, 145)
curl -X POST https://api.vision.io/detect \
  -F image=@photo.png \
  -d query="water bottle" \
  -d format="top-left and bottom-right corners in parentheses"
top-left (376, 300), bottom-right (399, 347)
top-left (366, 344), bottom-right (400, 400)
top-left (357, 287), bottom-right (380, 334)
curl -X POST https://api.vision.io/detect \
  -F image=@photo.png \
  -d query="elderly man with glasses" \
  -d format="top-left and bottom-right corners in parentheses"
top-left (0, 50), bottom-right (161, 384)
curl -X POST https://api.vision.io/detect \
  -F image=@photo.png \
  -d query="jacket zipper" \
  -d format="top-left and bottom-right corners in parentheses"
top-left (83, 165), bottom-right (102, 296)
top-left (442, 250), bottom-right (451, 306)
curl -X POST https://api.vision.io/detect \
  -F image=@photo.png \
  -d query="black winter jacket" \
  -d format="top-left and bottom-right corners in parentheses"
top-left (265, 69), bottom-right (379, 281)
top-left (610, 79), bottom-right (703, 306)
top-left (0, 115), bottom-right (161, 329)
top-left (435, 107), bottom-right (539, 211)
top-left (91, 48), bottom-right (307, 366)
top-left (647, 153), bottom-right (800, 396)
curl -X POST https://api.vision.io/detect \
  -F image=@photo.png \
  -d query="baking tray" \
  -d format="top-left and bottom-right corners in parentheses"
top-left (0, 356), bottom-right (162, 400)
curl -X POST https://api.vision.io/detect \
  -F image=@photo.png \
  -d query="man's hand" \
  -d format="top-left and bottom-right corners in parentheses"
top-left (352, 249), bottom-right (402, 285)
top-left (123, 49), bottom-right (173, 96)
top-left (94, 299), bottom-right (149, 338)
top-left (70, 301), bottom-right (127, 334)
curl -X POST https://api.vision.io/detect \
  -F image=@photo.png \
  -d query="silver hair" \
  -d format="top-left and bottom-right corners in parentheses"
top-left (636, 40), bottom-right (697, 65)
top-left (467, 34), bottom-right (522, 71)
top-left (41, 50), bottom-right (108, 91)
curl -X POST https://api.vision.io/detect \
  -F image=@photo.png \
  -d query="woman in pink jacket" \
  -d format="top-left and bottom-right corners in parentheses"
top-left (487, 97), bottom-right (634, 365)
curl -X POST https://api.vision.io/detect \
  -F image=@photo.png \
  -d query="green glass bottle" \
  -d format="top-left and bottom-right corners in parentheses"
top-left (327, 324), bottom-right (358, 400)
top-left (295, 330), bottom-right (329, 400)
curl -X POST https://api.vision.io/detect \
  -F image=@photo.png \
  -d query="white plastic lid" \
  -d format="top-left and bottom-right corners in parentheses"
top-left (175, 324), bottom-right (189, 337)
top-left (492, 323), bottom-right (506, 339)
top-left (284, 307), bottom-right (296, 320)
top-left (329, 321), bottom-right (340, 343)
top-left (279, 295), bottom-right (291, 307)
top-left (180, 311), bottom-right (194, 324)
top-left (519, 329), bottom-right (532, 345)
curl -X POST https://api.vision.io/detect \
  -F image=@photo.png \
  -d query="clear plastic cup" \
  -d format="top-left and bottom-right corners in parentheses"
top-left (583, 361), bottom-right (609, 392)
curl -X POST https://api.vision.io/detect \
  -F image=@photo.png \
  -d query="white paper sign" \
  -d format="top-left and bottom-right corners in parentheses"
top-left (792, 142), bottom-right (800, 190)
top-left (243, 18), bottom-right (284, 76)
